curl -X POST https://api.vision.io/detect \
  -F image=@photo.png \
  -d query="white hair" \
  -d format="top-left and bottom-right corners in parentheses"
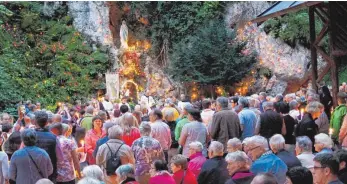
top-left (246, 135), bottom-right (269, 151)
top-left (227, 138), bottom-right (242, 148)
top-left (35, 179), bottom-right (54, 184)
top-left (225, 151), bottom-right (251, 164)
top-left (315, 133), bottom-right (333, 149)
top-left (77, 177), bottom-right (100, 184)
top-left (134, 105), bottom-right (141, 112)
top-left (296, 136), bottom-right (312, 152)
top-left (269, 134), bottom-right (285, 151)
top-left (189, 141), bottom-right (203, 152)
top-left (82, 165), bottom-right (104, 181)
top-left (209, 141), bottom-right (224, 155)
top-left (108, 125), bottom-right (124, 139)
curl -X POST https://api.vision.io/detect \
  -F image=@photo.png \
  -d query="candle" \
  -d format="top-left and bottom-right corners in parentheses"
top-left (80, 140), bottom-right (84, 147)
top-left (300, 109), bottom-right (304, 120)
top-left (329, 128), bottom-right (334, 138)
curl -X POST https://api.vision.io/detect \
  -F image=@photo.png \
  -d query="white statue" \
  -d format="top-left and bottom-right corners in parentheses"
top-left (120, 20), bottom-right (128, 49)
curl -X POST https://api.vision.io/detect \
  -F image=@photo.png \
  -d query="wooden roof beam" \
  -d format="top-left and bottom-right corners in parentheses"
top-left (252, 1), bottom-right (323, 24)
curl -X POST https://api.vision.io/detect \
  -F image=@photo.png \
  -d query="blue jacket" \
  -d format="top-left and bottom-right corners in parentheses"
top-left (93, 136), bottom-right (109, 158)
top-left (251, 151), bottom-right (288, 184)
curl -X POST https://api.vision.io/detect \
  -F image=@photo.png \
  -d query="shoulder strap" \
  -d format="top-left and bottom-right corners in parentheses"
top-left (106, 142), bottom-right (124, 157)
top-left (25, 149), bottom-right (44, 178)
top-left (106, 143), bottom-right (114, 156)
top-left (180, 169), bottom-right (186, 184)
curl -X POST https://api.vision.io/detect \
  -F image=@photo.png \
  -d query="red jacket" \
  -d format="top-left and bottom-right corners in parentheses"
top-left (121, 127), bottom-right (141, 146)
top-left (173, 169), bottom-right (198, 184)
top-left (84, 129), bottom-right (106, 164)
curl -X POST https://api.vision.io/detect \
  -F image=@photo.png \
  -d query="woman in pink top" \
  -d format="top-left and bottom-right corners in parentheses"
top-left (120, 113), bottom-right (141, 146)
top-left (187, 142), bottom-right (207, 178)
top-left (84, 116), bottom-right (106, 164)
top-left (149, 160), bottom-right (175, 184)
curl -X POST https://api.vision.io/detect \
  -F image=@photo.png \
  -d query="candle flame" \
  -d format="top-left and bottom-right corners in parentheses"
top-left (80, 140), bottom-right (84, 146)
top-left (329, 128), bottom-right (334, 135)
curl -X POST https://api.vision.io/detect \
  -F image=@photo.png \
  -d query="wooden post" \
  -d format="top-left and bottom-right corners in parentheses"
top-left (329, 2), bottom-right (339, 107)
top-left (309, 7), bottom-right (318, 92)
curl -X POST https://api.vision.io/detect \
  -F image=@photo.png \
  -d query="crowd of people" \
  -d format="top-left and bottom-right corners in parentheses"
top-left (0, 84), bottom-right (347, 184)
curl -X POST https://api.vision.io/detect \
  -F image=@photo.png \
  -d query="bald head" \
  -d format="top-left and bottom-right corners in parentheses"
top-left (251, 173), bottom-right (278, 184)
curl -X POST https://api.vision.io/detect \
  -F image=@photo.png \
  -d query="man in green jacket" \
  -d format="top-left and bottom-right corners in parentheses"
top-left (80, 106), bottom-right (94, 131)
top-left (330, 92), bottom-right (347, 141)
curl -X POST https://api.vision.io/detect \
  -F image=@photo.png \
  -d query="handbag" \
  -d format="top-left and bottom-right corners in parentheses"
top-left (25, 149), bottom-right (44, 178)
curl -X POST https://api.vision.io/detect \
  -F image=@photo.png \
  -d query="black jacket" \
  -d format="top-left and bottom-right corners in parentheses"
top-left (259, 109), bottom-right (283, 138)
top-left (35, 128), bottom-right (58, 181)
top-left (296, 113), bottom-right (318, 152)
top-left (276, 149), bottom-right (302, 169)
top-left (283, 115), bottom-right (296, 144)
top-left (338, 167), bottom-right (347, 184)
top-left (197, 156), bottom-right (229, 184)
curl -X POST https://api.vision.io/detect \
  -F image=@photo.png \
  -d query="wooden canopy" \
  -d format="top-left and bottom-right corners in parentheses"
top-left (252, 1), bottom-right (347, 106)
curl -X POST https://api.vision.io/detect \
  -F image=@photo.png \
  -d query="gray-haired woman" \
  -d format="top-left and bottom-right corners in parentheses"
top-left (116, 164), bottom-right (138, 184)
top-left (9, 129), bottom-right (53, 184)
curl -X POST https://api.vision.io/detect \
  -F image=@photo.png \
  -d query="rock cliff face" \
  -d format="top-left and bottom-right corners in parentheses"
top-left (67, 2), bottom-right (177, 98)
top-left (226, 2), bottom-right (326, 95)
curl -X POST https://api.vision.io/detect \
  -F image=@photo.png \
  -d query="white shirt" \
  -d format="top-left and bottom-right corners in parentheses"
top-left (150, 120), bottom-right (172, 150)
top-left (201, 109), bottom-right (215, 127)
top-left (297, 152), bottom-right (315, 169)
top-left (102, 100), bottom-right (113, 112)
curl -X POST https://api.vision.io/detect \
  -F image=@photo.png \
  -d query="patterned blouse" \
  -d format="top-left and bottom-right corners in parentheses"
top-left (131, 136), bottom-right (164, 176)
top-left (56, 135), bottom-right (77, 182)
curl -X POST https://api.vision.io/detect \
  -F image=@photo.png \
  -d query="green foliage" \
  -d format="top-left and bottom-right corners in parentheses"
top-left (0, 2), bottom-right (108, 111)
top-left (263, 10), bottom-right (327, 48)
top-left (168, 19), bottom-right (257, 85)
top-left (120, 2), bottom-right (227, 55)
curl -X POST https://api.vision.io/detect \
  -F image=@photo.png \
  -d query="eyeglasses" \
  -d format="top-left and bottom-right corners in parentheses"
top-left (313, 166), bottom-right (326, 170)
top-left (247, 146), bottom-right (260, 152)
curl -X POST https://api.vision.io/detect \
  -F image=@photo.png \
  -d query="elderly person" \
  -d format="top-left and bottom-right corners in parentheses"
top-left (131, 122), bottom-right (164, 184)
top-left (238, 97), bottom-right (257, 140)
top-left (314, 133), bottom-right (333, 154)
top-left (225, 151), bottom-right (254, 184)
top-left (227, 138), bottom-right (242, 153)
top-left (115, 164), bottom-right (139, 184)
top-left (179, 108), bottom-right (208, 157)
top-left (93, 122), bottom-right (115, 158)
top-left (286, 166), bottom-right (313, 184)
top-left (255, 102), bottom-right (286, 139)
top-left (170, 154), bottom-right (197, 184)
top-left (81, 165), bottom-right (104, 182)
top-left (56, 123), bottom-right (81, 183)
top-left (198, 141), bottom-right (229, 184)
top-left (296, 101), bottom-right (322, 151)
top-left (163, 108), bottom-right (179, 164)
top-left (96, 125), bottom-right (135, 184)
top-left (9, 129), bottom-right (53, 184)
top-left (149, 160), bottom-right (175, 184)
top-left (312, 153), bottom-right (344, 184)
top-left (269, 134), bottom-right (301, 169)
top-left (295, 136), bottom-right (315, 170)
top-left (119, 113), bottom-right (140, 146)
top-left (85, 116), bottom-right (106, 165)
top-left (149, 109), bottom-right (171, 162)
top-left (210, 97), bottom-right (240, 153)
top-left (244, 135), bottom-right (287, 184)
top-left (161, 99), bottom-right (179, 121)
top-left (187, 142), bottom-right (207, 178)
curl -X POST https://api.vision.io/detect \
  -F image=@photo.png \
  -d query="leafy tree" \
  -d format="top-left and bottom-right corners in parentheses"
top-left (168, 19), bottom-right (257, 86)
top-left (0, 2), bottom-right (108, 112)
